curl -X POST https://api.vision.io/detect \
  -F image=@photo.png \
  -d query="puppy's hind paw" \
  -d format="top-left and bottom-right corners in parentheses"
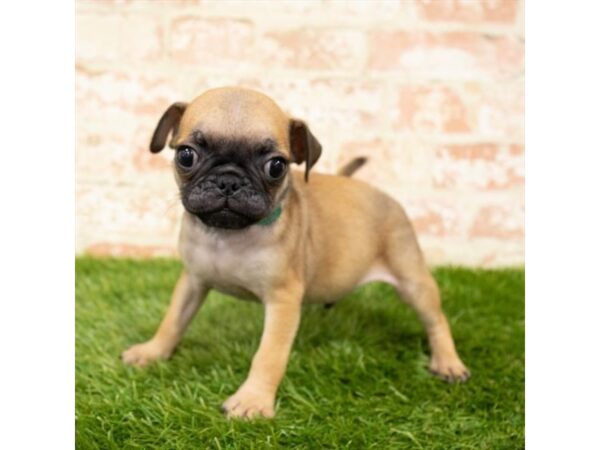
top-left (429, 356), bottom-right (471, 383)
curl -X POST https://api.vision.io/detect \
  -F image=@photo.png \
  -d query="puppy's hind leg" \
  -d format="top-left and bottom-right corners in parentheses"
top-left (393, 271), bottom-right (470, 382)
top-left (383, 209), bottom-right (470, 382)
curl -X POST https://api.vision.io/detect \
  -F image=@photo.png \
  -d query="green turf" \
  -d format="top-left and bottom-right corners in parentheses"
top-left (76, 258), bottom-right (524, 449)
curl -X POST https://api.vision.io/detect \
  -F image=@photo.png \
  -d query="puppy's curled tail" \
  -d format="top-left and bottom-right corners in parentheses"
top-left (337, 157), bottom-right (368, 177)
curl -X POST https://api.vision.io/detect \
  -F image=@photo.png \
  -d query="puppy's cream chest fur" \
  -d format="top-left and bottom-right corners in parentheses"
top-left (179, 213), bottom-right (280, 301)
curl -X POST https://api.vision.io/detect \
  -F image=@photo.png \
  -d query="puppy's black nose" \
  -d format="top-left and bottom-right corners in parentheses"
top-left (217, 174), bottom-right (242, 196)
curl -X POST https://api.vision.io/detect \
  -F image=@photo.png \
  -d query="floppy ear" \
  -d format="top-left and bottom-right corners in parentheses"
top-left (150, 102), bottom-right (187, 153)
top-left (289, 119), bottom-right (322, 182)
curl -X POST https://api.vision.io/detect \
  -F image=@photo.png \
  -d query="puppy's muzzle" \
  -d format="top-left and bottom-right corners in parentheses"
top-left (182, 171), bottom-right (270, 230)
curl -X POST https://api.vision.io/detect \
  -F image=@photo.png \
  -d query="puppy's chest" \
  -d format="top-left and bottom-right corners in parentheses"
top-left (181, 227), bottom-right (279, 300)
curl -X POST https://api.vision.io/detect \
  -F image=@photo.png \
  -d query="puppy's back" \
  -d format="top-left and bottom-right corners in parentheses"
top-left (291, 172), bottom-right (414, 300)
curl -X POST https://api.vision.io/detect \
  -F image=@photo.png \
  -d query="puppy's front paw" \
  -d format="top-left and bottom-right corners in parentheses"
top-left (429, 355), bottom-right (471, 383)
top-left (222, 384), bottom-right (275, 419)
top-left (121, 340), bottom-right (171, 367)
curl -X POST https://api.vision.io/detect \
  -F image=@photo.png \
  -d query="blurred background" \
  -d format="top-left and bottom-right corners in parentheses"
top-left (76, 0), bottom-right (524, 267)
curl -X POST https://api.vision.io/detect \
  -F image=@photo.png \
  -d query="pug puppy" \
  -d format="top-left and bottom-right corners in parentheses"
top-left (122, 87), bottom-right (470, 419)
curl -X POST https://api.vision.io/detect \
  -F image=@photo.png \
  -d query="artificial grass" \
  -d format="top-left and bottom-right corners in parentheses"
top-left (76, 258), bottom-right (524, 449)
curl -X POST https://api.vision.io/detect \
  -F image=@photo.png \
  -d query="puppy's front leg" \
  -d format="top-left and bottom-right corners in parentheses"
top-left (122, 270), bottom-right (207, 367)
top-left (222, 284), bottom-right (303, 419)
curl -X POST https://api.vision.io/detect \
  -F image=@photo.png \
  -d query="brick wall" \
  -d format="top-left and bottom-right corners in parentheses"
top-left (76, 0), bottom-right (524, 267)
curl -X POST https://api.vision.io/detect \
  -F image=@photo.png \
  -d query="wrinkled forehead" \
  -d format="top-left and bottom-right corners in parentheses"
top-left (176, 90), bottom-right (291, 151)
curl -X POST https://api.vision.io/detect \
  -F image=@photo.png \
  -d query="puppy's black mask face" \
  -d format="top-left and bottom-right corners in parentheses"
top-left (175, 131), bottom-right (289, 230)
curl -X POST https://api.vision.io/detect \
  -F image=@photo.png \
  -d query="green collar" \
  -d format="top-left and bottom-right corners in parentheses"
top-left (257, 205), bottom-right (282, 226)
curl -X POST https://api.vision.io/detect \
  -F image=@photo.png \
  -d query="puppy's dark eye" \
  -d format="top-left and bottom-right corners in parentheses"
top-left (264, 157), bottom-right (287, 181)
top-left (176, 147), bottom-right (196, 169)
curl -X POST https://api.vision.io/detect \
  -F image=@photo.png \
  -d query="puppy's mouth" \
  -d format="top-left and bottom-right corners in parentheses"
top-left (183, 196), bottom-right (266, 230)
top-left (197, 206), bottom-right (255, 230)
